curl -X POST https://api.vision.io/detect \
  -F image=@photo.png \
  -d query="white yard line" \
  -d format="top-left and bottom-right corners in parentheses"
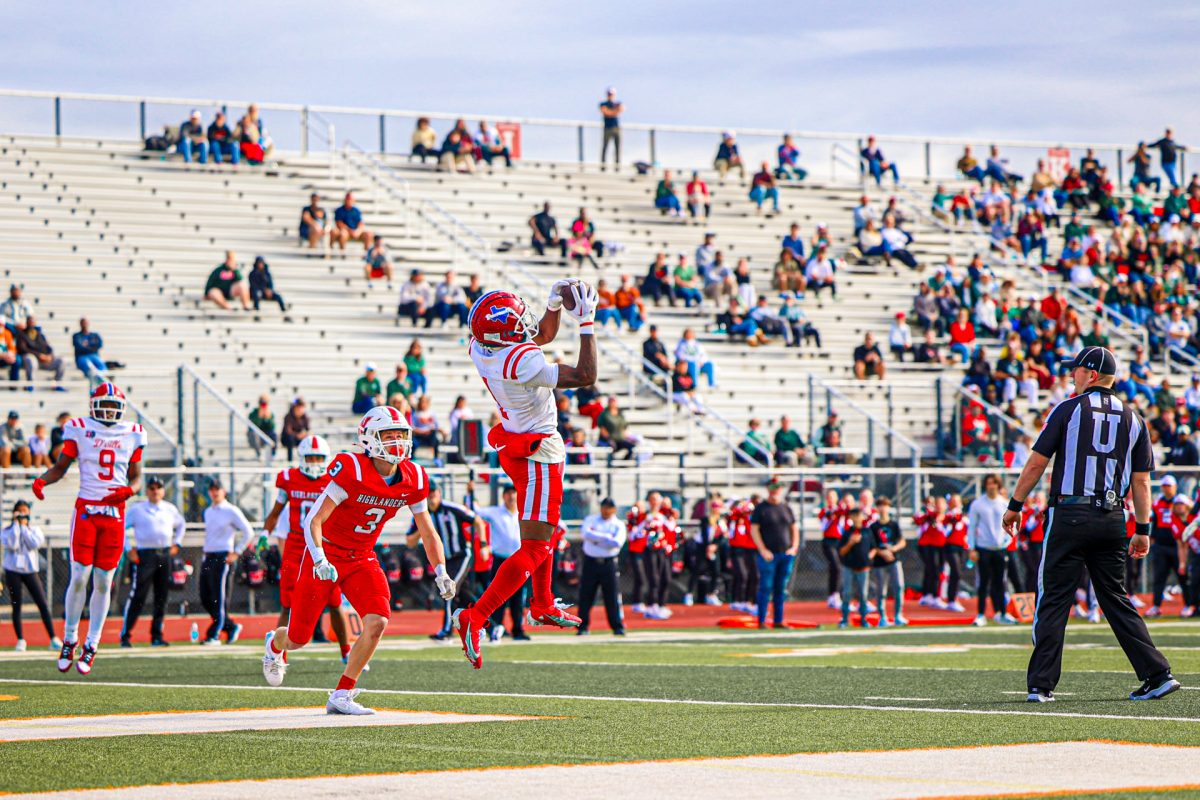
top-left (8, 742), bottom-right (1200, 800)
top-left (0, 677), bottom-right (1195, 724)
top-left (863, 696), bottom-right (934, 702)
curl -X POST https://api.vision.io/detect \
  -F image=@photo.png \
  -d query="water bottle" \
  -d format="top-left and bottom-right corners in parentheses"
top-left (189, 622), bottom-right (199, 643)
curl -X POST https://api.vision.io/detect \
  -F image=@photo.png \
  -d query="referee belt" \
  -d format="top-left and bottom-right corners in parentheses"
top-left (1052, 495), bottom-right (1122, 512)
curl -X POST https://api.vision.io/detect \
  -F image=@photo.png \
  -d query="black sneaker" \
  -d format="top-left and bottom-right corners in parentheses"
top-left (1026, 688), bottom-right (1055, 703)
top-left (150, 639), bottom-right (170, 647)
top-left (429, 631), bottom-right (451, 642)
top-left (119, 639), bottom-right (133, 649)
top-left (1130, 673), bottom-right (1181, 701)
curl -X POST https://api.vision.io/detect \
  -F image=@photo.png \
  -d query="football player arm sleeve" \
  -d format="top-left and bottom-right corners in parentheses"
top-left (303, 482), bottom-right (348, 562)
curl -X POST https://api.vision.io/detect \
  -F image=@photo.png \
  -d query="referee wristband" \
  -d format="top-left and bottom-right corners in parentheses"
top-left (1007, 498), bottom-right (1025, 514)
top-left (1135, 522), bottom-right (1151, 537)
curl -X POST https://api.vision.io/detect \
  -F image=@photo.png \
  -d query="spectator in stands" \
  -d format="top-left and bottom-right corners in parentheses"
top-left (1149, 128), bottom-right (1185, 188)
top-left (528, 202), bottom-right (567, 258)
top-left (686, 171), bottom-right (711, 220)
top-left (773, 248), bottom-right (805, 293)
top-left (1029, 160), bottom-right (1057, 195)
top-left (0, 319), bottom-right (20, 382)
top-left (853, 195), bottom-right (877, 235)
top-left (410, 117), bottom-right (439, 163)
top-left (599, 87), bottom-right (623, 168)
top-left (0, 411), bottom-right (30, 468)
top-left (641, 253), bottom-right (672, 306)
top-left (1129, 142), bottom-right (1161, 192)
top-left (889, 312), bottom-right (913, 361)
top-left (235, 104), bottom-right (270, 164)
top-left (475, 120), bottom-right (513, 168)
top-left (643, 325), bottom-right (671, 378)
top-left (0, 286), bottom-right (32, 331)
top-left (594, 280), bottom-right (617, 328)
top-left (438, 129), bottom-right (476, 174)
top-left (671, 360), bottom-right (704, 415)
top-left (780, 294), bottom-right (820, 348)
top-left (71, 317), bottom-right (105, 377)
top-left (881, 216), bottom-right (918, 268)
top-left (332, 192), bottom-right (372, 251)
top-left (738, 418), bottom-right (772, 464)
top-left (654, 169), bottom-right (682, 216)
top-left (984, 145), bottom-right (1022, 186)
top-left (464, 273), bottom-right (484, 305)
top-left (973, 289), bottom-right (1000, 338)
top-left (614, 274), bottom-right (644, 331)
top-left (914, 329), bottom-right (943, 364)
top-left (671, 254), bottom-right (703, 307)
top-left (675, 328), bottom-right (715, 388)
top-left (598, 397), bottom-right (637, 460)
top-left (352, 363), bottom-right (383, 414)
top-left (948, 307), bottom-right (976, 363)
top-left (363, 236), bottom-right (394, 286)
top-left (718, 298), bottom-right (759, 344)
top-left (404, 340), bottom-right (428, 395)
top-left (48, 412), bottom-right (68, 460)
top-left (28, 423), bottom-right (51, 468)
top-left (204, 251), bottom-right (251, 311)
top-left (749, 162), bottom-right (780, 215)
top-left (714, 131), bottom-right (746, 181)
top-left (299, 193), bottom-right (327, 249)
top-left (957, 145), bottom-right (986, 183)
top-left (248, 256), bottom-right (287, 316)
top-left (177, 110), bottom-right (208, 164)
top-left (16, 317), bottom-right (64, 388)
top-left (431, 270), bottom-right (469, 328)
top-left (397, 269), bottom-right (434, 327)
top-left (774, 415), bottom-right (810, 466)
top-left (860, 135), bottom-right (899, 186)
top-left (1017, 210), bottom-right (1049, 263)
top-left (782, 222), bottom-right (806, 262)
top-left (386, 363), bottom-right (412, 405)
top-left (853, 332), bottom-right (887, 380)
top-left (734, 257), bottom-right (756, 308)
top-left (752, 481), bottom-right (799, 629)
top-left (570, 208), bottom-right (603, 261)
top-left (776, 134), bottom-right (807, 181)
top-left (702, 251), bottom-right (735, 308)
top-left (912, 282), bottom-right (942, 334)
top-left (804, 245), bottom-right (837, 299)
top-left (411, 395), bottom-right (444, 459)
top-left (206, 111), bottom-right (238, 165)
top-left (248, 395), bottom-right (278, 456)
top-left (280, 397), bottom-right (310, 460)
top-left (695, 232), bottom-right (717, 275)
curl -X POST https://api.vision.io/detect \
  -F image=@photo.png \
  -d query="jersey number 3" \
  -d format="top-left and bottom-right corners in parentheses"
top-left (354, 508), bottom-right (385, 535)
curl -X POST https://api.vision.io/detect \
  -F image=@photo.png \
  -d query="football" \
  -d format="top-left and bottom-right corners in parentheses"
top-left (557, 279), bottom-right (582, 311)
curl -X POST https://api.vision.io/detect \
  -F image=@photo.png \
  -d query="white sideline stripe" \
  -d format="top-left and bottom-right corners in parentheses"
top-left (0, 678), bottom-right (1197, 724)
top-left (863, 696), bottom-right (934, 702)
top-left (9, 742), bottom-right (1200, 799)
top-left (0, 707), bottom-right (535, 742)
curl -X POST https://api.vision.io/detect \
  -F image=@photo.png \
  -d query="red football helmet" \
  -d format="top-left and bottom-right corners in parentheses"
top-left (90, 382), bottom-right (126, 423)
top-left (468, 290), bottom-right (539, 347)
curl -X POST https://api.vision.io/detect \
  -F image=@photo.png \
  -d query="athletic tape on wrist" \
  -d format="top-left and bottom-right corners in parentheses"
top-left (434, 564), bottom-right (447, 577)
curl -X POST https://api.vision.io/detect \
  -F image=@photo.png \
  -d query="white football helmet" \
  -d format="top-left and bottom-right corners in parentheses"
top-left (296, 435), bottom-right (332, 479)
top-left (357, 406), bottom-right (413, 464)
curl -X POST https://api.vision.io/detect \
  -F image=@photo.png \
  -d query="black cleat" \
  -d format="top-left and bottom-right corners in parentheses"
top-left (1026, 688), bottom-right (1055, 703)
top-left (1130, 673), bottom-right (1181, 701)
top-left (119, 639), bottom-right (133, 649)
top-left (150, 639), bottom-right (170, 647)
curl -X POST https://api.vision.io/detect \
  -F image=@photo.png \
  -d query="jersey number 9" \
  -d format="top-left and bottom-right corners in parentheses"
top-left (98, 449), bottom-right (116, 481)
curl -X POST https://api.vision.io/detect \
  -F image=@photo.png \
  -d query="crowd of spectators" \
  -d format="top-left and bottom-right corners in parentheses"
top-left (1, 409), bottom-right (69, 468)
top-left (159, 104), bottom-right (272, 166)
top-left (409, 117), bottom-right (514, 174)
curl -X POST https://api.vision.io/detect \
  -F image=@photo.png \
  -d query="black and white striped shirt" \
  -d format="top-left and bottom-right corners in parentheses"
top-left (1033, 387), bottom-right (1155, 501)
top-left (422, 501), bottom-right (476, 559)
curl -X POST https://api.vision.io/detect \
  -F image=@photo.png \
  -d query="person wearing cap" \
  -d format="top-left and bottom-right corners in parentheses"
top-left (888, 312), bottom-right (913, 361)
top-left (713, 131), bottom-right (746, 181)
top-left (2, 499), bottom-right (59, 651)
top-left (352, 364), bottom-right (383, 415)
top-left (199, 481), bottom-right (255, 644)
top-left (599, 87), bottom-right (623, 168)
top-left (0, 411), bottom-right (31, 468)
top-left (751, 481), bottom-right (799, 628)
top-left (1002, 346), bottom-right (1179, 702)
top-left (577, 497), bottom-right (627, 636)
top-left (177, 110), bottom-right (208, 164)
top-left (120, 477), bottom-right (185, 647)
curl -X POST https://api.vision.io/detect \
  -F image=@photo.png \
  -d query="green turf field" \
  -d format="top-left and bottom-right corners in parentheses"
top-left (0, 621), bottom-right (1198, 797)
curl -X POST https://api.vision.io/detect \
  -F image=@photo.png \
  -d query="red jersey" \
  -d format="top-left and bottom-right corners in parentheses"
top-left (943, 511), bottom-right (968, 548)
top-left (818, 504), bottom-right (847, 541)
top-left (1169, 509), bottom-right (1193, 542)
top-left (1152, 495), bottom-right (1176, 531)
top-left (626, 508), bottom-right (649, 553)
top-left (1021, 506), bottom-right (1045, 544)
top-left (728, 500), bottom-right (756, 549)
top-left (915, 510), bottom-right (943, 547)
top-left (322, 452), bottom-right (430, 552)
top-left (275, 468), bottom-right (331, 545)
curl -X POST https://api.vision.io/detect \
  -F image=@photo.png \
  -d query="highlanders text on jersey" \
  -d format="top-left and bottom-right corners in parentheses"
top-left (469, 339), bottom-right (565, 463)
top-left (62, 417), bottom-right (147, 501)
top-left (275, 468), bottom-right (330, 543)
top-left (307, 452), bottom-right (430, 552)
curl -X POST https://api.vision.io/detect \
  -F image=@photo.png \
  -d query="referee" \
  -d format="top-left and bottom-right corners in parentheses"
top-left (1002, 346), bottom-right (1180, 702)
top-left (408, 485), bottom-right (485, 640)
top-left (120, 476), bottom-right (186, 647)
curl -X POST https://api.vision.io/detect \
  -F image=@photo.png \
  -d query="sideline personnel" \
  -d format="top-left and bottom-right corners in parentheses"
top-left (120, 476), bottom-right (185, 646)
top-left (1001, 346), bottom-right (1180, 702)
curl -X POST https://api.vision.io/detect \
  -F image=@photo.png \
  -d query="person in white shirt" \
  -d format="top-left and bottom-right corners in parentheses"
top-left (804, 247), bottom-right (837, 300)
top-left (474, 486), bottom-right (527, 642)
top-left (674, 328), bottom-right (715, 388)
top-left (199, 480), bottom-right (255, 645)
top-left (397, 269), bottom-right (435, 327)
top-left (432, 270), bottom-right (470, 328)
top-left (889, 312), bottom-right (913, 361)
top-left (120, 477), bottom-right (186, 647)
top-left (2, 500), bottom-right (59, 651)
top-left (577, 497), bottom-right (628, 635)
top-left (968, 474), bottom-right (1017, 627)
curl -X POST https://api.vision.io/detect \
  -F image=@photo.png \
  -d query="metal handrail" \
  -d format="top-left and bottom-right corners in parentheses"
top-left (830, 143), bottom-right (862, 184)
top-left (951, 383), bottom-right (1036, 437)
top-left (180, 363), bottom-right (274, 452)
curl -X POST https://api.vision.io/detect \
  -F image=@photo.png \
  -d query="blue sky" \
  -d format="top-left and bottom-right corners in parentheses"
top-left (1, 1), bottom-right (1198, 159)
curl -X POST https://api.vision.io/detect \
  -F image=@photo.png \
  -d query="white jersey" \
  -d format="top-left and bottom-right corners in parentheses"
top-left (62, 417), bottom-right (147, 502)
top-left (469, 339), bottom-right (565, 463)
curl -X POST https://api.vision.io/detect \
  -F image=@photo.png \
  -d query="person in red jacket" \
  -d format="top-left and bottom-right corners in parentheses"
top-left (818, 490), bottom-right (848, 609)
top-left (1018, 492), bottom-right (1046, 593)
top-left (727, 497), bottom-right (759, 613)
top-left (916, 495), bottom-right (945, 605)
top-left (939, 494), bottom-right (968, 611)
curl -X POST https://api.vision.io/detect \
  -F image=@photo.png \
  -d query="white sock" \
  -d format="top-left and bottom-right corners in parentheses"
top-left (84, 568), bottom-right (117, 649)
top-left (63, 562), bottom-right (93, 643)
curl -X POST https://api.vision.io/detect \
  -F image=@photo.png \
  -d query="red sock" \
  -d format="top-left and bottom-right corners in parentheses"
top-left (473, 539), bottom-right (552, 619)
top-left (336, 674), bottom-right (356, 691)
top-left (532, 548), bottom-right (554, 607)
top-left (340, 643), bottom-right (351, 658)
top-left (270, 638), bottom-right (283, 655)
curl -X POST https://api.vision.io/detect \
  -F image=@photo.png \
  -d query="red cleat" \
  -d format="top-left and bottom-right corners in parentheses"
top-left (525, 599), bottom-right (582, 629)
top-left (452, 608), bottom-right (485, 669)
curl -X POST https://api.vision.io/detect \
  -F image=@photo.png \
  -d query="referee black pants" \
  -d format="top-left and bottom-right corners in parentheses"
top-left (578, 554), bottom-right (625, 633)
top-left (199, 552), bottom-right (237, 641)
top-left (121, 549), bottom-right (170, 642)
top-left (1027, 507), bottom-right (1171, 692)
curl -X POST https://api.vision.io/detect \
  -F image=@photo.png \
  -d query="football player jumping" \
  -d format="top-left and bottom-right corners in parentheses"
top-left (261, 435), bottom-right (354, 664)
top-left (261, 408), bottom-right (456, 714)
top-left (34, 383), bottom-right (146, 675)
top-left (453, 280), bottom-right (598, 668)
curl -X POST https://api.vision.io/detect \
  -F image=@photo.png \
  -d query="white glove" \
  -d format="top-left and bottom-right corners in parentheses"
top-left (434, 565), bottom-right (457, 600)
top-left (565, 283), bottom-right (599, 325)
top-left (313, 558), bottom-right (339, 582)
top-left (546, 279), bottom-right (574, 312)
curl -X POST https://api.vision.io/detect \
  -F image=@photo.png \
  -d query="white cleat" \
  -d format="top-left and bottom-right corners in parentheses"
top-left (262, 632), bottom-right (288, 687)
top-left (973, 615), bottom-right (988, 627)
top-left (14, 639), bottom-right (26, 652)
top-left (327, 688), bottom-right (375, 715)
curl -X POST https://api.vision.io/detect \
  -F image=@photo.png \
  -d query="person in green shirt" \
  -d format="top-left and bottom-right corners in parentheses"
top-left (672, 255), bottom-right (702, 307)
top-left (404, 340), bottom-right (428, 395)
top-left (386, 363), bottom-right (412, 404)
top-left (248, 394), bottom-right (278, 455)
top-left (597, 397), bottom-right (637, 460)
top-left (1164, 187), bottom-right (1189, 220)
top-left (352, 363), bottom-right (383, 414)
top-left (1063, 214), bottom-right (1087, 243)
top-left (1080, 320), bottom-right (1110, 349)
top-left (773, 414), bottom-right (811, 466)
top-left (739, 418), bottom-right (772, 465)
top-left (204, 250), bottom-right (251, 311)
